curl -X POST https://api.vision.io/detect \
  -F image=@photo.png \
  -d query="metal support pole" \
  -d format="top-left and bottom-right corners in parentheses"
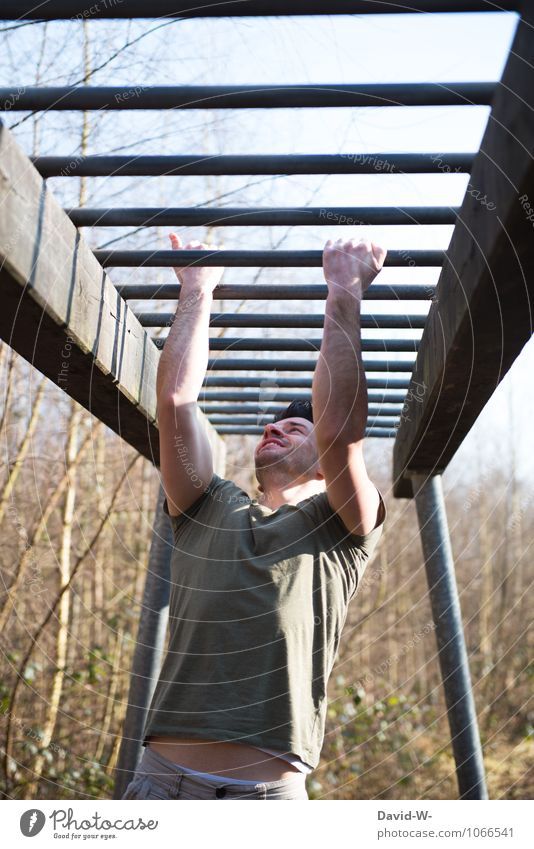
top-left (412, 473), bottom-right (488, 800)
top-left (113, 485), bottom-right (172, 799)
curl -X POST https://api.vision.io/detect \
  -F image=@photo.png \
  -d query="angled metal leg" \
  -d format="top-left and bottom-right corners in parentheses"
top-left (113, 484), bottom-right (172, 799)
top-left (413, 473), bottom-right (488, 800)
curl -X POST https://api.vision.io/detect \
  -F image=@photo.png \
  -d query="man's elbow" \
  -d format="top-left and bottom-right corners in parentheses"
top-left (157, 394), bottom-right (197, 415)
top-left (157, 397), bottom-right (199, 434)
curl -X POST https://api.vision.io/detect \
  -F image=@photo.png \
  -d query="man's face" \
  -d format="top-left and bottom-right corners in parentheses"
top-left (254, 417), bottom-right (321, 482)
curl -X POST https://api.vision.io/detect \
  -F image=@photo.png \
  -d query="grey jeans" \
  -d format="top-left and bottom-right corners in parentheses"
top-left (122, 745), bottom-right (309, 800)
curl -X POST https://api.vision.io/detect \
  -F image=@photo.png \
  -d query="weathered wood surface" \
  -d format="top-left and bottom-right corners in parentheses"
top-left (393, 13), bottom-right (534, 497)
top-left (0, 120), bottom-right (224, 470)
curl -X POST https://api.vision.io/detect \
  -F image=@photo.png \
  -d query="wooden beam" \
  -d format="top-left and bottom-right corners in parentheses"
top-left (0, 120), bottom-right (224, 470)
top-left (393, 11), bottom-right (534, 498)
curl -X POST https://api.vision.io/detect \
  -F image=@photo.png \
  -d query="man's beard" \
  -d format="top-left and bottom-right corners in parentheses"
top-left (255, 447), bottom-right (314, 485)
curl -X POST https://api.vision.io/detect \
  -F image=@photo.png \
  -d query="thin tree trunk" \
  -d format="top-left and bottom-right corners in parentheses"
top-left (501, 384), bottom-right (520, 697)
top-left (134, 464), bottom-right (156, 600)
top-left (0, 425), bottom-right (96, 633)
top-left (477, 438), bottom-right (493, 671)
top-left (2, 451), bottom-right (140, 797)
top-left (95, 628), bottom-right (123, 763)
top-left (0, 378), bottom-right (46, 527)
top-left (106, 692), bottom-right (128, 777)
top-left (31, 22), bottom-right (48, 157)
top-left (93, 427), bottom-right (109, 648)
top-left (26, 403), bottom-right (82, 799)
top-left (0, 346), bottom-right (16, 437)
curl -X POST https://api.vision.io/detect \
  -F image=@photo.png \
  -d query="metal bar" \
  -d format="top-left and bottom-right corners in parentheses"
top-left (117, 282), bottom-right (436, 301)
top-left (2, 2), bottom-right (519, 21)
top-left (208, 415), bottom-right (400, 426)
top-left (216, 425), bottom-right (397, 436)
top-left (157, 337), bottom-right (420, 352)
top-left (142, 312), bottom-right (427, 329)
top-left (97, 249), bottom-right (444, 268)
top-left (412, 474), bottom-right (488, 800)
top-left (201, 337), bottom-right (420, 353)
top-left (113, 485), bottom-right (171, 799)
top-left (0, 84), bottom-right (496, 111)
top-left (199, 403), bottom-right (404, 414)
top-left (206, 410), bottom-right (401, 419)
top-left (202, 375), bottom-right (410, 388)
top-left (203, 357), bottom-right (414, 371)
top-left (68, 205), bottom-right (457, 227)
top-left (33, 152), bottom-right (476, 178)
top-left (200, 390), bottom-right (408, 402)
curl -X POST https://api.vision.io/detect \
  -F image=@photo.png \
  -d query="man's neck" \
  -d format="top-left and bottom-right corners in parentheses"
top-left (256, 476), bottom-right (325, 510)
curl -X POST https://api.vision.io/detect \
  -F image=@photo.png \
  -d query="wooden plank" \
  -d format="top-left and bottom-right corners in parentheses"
top-left (393, 12), bottom-right (534, 498)
top-left (0, 119), bottom-right (224, 469)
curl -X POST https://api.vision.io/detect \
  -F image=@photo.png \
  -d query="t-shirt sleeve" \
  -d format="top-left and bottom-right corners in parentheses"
top-left (309, 485), bottom-right (387, 591)
top-left (162, 473), bottom-right (226, 538)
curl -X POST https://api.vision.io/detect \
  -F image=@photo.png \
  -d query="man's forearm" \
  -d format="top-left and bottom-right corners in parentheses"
top-left (156, 286), bottom-right (213, 403)
top-left (312, 292), bottom-right (368, 444)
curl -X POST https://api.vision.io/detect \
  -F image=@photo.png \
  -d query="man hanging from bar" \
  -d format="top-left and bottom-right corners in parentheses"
top-left (122, 235), bottom-right (387, 801)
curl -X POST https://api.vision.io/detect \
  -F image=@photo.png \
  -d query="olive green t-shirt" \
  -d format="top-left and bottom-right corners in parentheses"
top-left (142, 473), bottom-right (386, 768)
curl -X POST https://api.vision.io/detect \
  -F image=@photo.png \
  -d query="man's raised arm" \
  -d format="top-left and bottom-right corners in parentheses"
top-left (312, 238), bottom-right (387, 537)
top-left (156, 234), bottom-right (224, 517)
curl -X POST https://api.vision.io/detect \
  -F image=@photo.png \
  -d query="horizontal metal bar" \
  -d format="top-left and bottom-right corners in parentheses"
top-left (117, 283), bottom-right (436, 301)
top-left (0, 84), bottom-right (495, 111)
top-left (191, 337), bottom-right (420, 353)
top-left (202, 405), bottom-right (294, 414)
top-left (142, 312), bottom-right (427, 328)
top-left (2, 2), bottom-right (519, 21)
top-left (33, 153), bottom-right (476, 178)
top-left (97, 249), bottom-right (444, 268)
top-left (216, 425), bottom-right (396, 436)
top-left (207, 415), bottom-right (400, 426)
top-left (68, 205), bottom-right (457, 227)
top-left (204, 357), bottom-right (415, 371)
top-left (200, 392), bottom-right (407, 405)
top-left (202, 376), bottom-right (410, 388)
top-left (199, 403), bottom-right (404, 415)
